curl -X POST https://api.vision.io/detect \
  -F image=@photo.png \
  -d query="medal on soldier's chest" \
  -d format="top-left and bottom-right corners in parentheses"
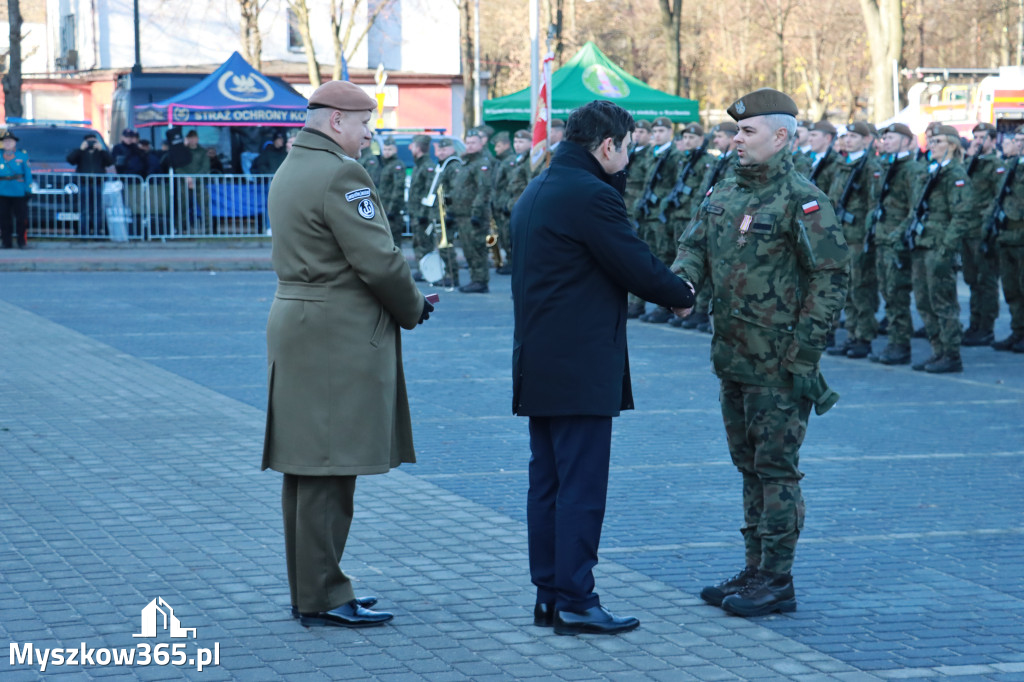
top-left (737, 214), bottom-right (752, 246)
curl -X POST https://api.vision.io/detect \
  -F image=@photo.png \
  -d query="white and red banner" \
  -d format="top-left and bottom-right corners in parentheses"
top-left (530, 52), bottom-right (555, 172)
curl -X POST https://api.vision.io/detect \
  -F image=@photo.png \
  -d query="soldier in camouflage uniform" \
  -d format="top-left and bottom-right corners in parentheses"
top-left (636, 117), bottom-right (682, 323)
top-left (993, 127), bottom-right (1024, 352)
top-left (431, 138), bottom-right (464, 287)
top-left (448, 129), bottom-right (493, 293)
top-left (679, 121), bottom-right (739, 332)
top-left (960, 122), bottom-right (1003, 346)
top-left (377, 136), bottom-right (407, 247)
top-left (672, 88), bottom-right (849, 618)
top-left (805, 120), bottom-right (839, 192)
top-left (505, 129), bottom-right (534, 216)
top-left (867, 124), bottom-right (926, 365)
top-left (489, 131), bottom-right (515, 274)
top-left (405, 134), bottom-right (435, 281)
top-left (791, 120), bottom-right (813, 176)
top-left (358, 139), bottom-right (381, 186)
top-left (907, 125), bottom-right (975, 373)
top-left (625, 121), bottom-right (653, 318)
top-left (825, 121), bottom-right (882, 359)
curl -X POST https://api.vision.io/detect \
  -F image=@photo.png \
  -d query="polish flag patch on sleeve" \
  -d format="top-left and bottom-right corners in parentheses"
top-left (802, 200), bottom-right (820, 214)
top-left (955, 179), bottom-right (965, 187)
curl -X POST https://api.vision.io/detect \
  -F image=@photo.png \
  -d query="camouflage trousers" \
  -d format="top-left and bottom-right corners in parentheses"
top-left (412, 219), bottom-right (433, 261)
top-left (961, 236), bottom-right (1001, 332)
top-left (843, 246), bottom-right (880, 341)
top-left (998, 243), bottom-right (1024, 334)
top-left (720, 380), bottom-right (810, 575)
top-left (911, 247), bottom-right (962, 355)
top-left (495, 212), bottom-right (512, 267)
top-left (877, 244), bottom-right (914, 347)
top-left (454, 215), bottom-right (490, 285)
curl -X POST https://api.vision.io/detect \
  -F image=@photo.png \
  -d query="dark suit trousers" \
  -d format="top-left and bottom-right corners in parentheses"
top-left (527, 415), bottom-right (612, 613)
top-left (281, 474), bottom-right (357, 613)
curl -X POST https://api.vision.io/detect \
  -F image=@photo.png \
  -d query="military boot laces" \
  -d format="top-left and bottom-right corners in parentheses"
top-left (699, 566), bottom-right (759, 607)
top-left (720, 570), bottom-right (797, 617)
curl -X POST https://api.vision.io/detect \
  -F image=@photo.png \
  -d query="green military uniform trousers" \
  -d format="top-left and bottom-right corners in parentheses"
top-left (453, 215), bottom-right (490, 285)
top-left (844, 241), bottom-right (880, 342)
top-left (999, 244), bottom-right (1024, 335)
top-left (911, 247), bottom-right (963, 355)
top-left (961, 236), bottom-right (1001, 332)
top-left (494, 212), bottom-right (512, 265)
top-left (282, 474), bottom-right (357, 613)
top-left (720, 380), bottom-right (809, 575)
top-left (876, 244), bottom-right (914, 347)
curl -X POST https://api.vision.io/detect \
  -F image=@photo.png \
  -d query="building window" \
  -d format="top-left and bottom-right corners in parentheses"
top-left (57, 13), bottom-right (78, 70)
top-left (287, 9), bottom-right (303, 53)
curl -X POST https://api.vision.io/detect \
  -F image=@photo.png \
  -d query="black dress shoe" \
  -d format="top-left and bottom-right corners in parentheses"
top-left (700, 566), bottom-right (759, 607)
top-left (554, 605), bottom-right (639, 636)
top-left (533, 602), bottom-right (555, 627)
top-left (291, 596), bottom-right (378, 618)
top-left (459, 281), bottom-right (489, 294)
top-left (299, 600), bottom-right (393, 628)
top-left (721, 571), bottom-right (796, 617)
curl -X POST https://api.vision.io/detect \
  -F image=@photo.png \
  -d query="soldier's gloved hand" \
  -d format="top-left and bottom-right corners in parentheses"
top-left (784, 341), bottom-right (822, 401)
top-left (419, 298), bottom-right (434, 324)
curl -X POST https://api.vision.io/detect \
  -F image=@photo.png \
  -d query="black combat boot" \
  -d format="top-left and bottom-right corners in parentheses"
top-left (641, 306), bottom-right (672, 323)
top-left (992, 333), bottom-right (1024, 351)
top-left (680, 311), bottom-right (708, 330)
top-left (668, 314), bottom-right (685, 327)
top-left (721, 570), bottom-right (797, 617)
top-left (912, 353), bottom-right (941, 371)
top-left (924, 353), bottom-right (962, 373)
top-left (869, 344), bottom-right (911, 365)
top-left (627, 302), bottom-right (646, 319)
top-left (700, 566), bottom-right (759, 607)
top-left (825, 337), bottom-right (854, 356)
top-left (961, 327), bottom-right (995, 346)
top-left (846, 339), bottom-right (872, 359)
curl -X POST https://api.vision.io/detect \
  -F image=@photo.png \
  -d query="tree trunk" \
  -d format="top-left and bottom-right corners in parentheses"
top-left (289, 0), bottom-right (321, 87)
top-left (459, 0), bottom-right (474, 135)
top-left (238, 0), bottom-right (263, 71)
top-left (858, 0), bottom-right (903, 121)
top-left (4, 0), bottom-right (23, 118)
top-left (657, 0), bottom-right (681, 96)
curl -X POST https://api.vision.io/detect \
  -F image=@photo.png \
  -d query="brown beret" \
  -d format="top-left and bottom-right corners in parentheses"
top-left (727, 88), bottom-right (798, 121)
top-left (972, 122), bottom-right (997, 134)
top-left (479, 125), bottom-right (495, 138)
top-left (308, 80), bottom-right (376, 111)
top-left (713, 121), bottom-right (739, 135)
top-left (683, 123), bottom-right (704, 136)
top-left (465, 128), bottom-right (483, 139)
top-left (652, 117), bottom-right (673, 130)
top-left (436, 138), bottom-right (454, 148)
top-left (382, 135), bottom-right (396, 146)
top-left (933, 124), bottom-right (960, 138)
top-left (551, 118), bottom-right (565, 129)
top-left (883, 123), bottom-right (914, 139)
top-left (925, 121), bottom-right (942, 134)
top-left (493, 130), bottom-right (510, 144)
top-left (411, 134), bottom-right (431, 149)
top-left (848, 121), bottom-right (873, 138)
top-left (513, 129), bottom-right (532, 140)
top-left (810, 120), bottom-right (837, 135)
top-left (635, 120), bottom-right (652, 131)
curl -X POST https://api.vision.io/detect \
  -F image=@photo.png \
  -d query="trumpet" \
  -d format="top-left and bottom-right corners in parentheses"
top-left (437, 186), bottom-right (451, 249)
top-left (485, 217), bottom-right (504, 269)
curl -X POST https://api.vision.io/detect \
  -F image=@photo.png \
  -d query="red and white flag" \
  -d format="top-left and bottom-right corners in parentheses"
top-left (530, 52), bottom-right (555, 172)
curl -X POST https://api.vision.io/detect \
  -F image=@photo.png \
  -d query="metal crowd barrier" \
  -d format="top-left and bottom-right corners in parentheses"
top-left (27, 172), bottom-right (275, 241)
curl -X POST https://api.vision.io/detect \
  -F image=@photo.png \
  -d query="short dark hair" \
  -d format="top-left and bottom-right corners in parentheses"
top-left (564, 100), bottom-right (635, 152)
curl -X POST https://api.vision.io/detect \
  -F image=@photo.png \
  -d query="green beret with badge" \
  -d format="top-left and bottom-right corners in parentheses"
top-left (727, 88), bottom-right (799, 121)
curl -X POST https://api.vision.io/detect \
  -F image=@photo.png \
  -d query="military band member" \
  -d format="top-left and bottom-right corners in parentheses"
top-left (490, 131), bottom-right (515, 274)
top-left (378, 136), bottom-right (407, 247)
top-left (406, 134), bottom-right (435, 281)
top-left (432, 138), bottom-right (463, 287)
top-left (960, 122), bottom-right (1002, 347)
top-left (993, 126), bottom-right (1024, 352)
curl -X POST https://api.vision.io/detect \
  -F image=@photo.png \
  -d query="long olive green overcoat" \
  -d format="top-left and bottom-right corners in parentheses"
top-left (262, 129), bottom-right (424, 476)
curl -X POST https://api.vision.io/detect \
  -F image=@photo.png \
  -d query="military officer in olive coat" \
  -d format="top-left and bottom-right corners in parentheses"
top-left (264, 80), bottom-right (433, 629)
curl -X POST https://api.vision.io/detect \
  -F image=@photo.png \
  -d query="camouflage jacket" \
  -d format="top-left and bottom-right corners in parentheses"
top-left (635, 143), bottom-right (681, 222)
top-left (490, 148), bottom-right (516, 219)
top-left (698, 151), bottom-right (739, 204)
top-left (964, 152), bottom-right (1001, 237)
top-left (673, 147), bottom-right (850, 388)
top-left (505, 153), bottom-right (533, 216)
top-left (826, 151), bottom-right (881, 244)
top-left (377, 155), bottom-right (407, 220)
top-left (910, 158), bottom-right (974, 251)
top-left (358, 148), bottom-right (381, 186)
top-left (443, 150), bottom-right (492, 222)
top-left (660, 146), bottom-right (714, 224)
top-left (808, 148), bottom-right (839, 192)
top-left (624, 145), bottom-right (652, 221)
top-left (997, 156), bottom-right (1024, 245)
top-left (792, 150), bottom-right (812, 177)
top-left (872, 153), bottom-right (926, 249)
top-left (431, 156), bottom-right (465, 224)
top-left (405, 154), bottom-right (435, 224)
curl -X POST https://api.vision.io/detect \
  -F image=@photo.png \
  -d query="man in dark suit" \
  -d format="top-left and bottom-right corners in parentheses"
top-left (511, 100), bottom-right (695, 636)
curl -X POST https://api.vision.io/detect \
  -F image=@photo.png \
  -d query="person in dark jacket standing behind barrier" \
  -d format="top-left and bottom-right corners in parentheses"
top-left (251, 132), bottom-right (288, 175)
top-left (67, 133), bottom-right (114, 236)
top-left (511, 100), bottom-right (695, 636)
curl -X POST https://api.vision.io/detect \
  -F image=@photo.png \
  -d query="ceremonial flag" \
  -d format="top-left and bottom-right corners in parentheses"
top-left (530, 52), bottom-right (555, 172)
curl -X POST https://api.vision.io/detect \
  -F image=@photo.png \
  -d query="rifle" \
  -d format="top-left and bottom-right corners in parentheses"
top-left (658, 140), bottom-right (708, 223)
top-left (834, 151), bottom-right (872, 226)
top-left (637, 145), bottom-right (673, 219)
top-left (981, 156), bottom-right (1019, 255)
top-left (700, 151), bottom-right (731, 198)
top-left (865, 154), bottom-right (901, 253)
top-left (903, 163), bottom-right (941, 251)
top-left (808, 143), bottom-right (834, 187)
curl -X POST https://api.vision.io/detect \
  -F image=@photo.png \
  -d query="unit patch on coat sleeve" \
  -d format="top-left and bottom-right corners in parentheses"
top-left (954, 179), bottom-right (966, 187)
top-left (357, 198), bottom-right (376, 219)
top-left (802, 200), bottom-right (820, 214)
top-left (345, 188), bottom-right (372, 202)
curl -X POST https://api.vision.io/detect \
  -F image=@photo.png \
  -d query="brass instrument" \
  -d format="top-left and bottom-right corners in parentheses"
top-left (485, 218), bottom-right (505, 269)
top-left (436, 186), bottom-right (451, 249)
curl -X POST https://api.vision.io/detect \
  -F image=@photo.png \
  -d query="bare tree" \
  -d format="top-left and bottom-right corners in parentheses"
top-left (330, 0), bottom-right (396, 81)
top-left (3, 0), bottom-right (23, 118)
top-left (238, 0), bottom-right (265, 70)
top-left (458, 0), bottom-right (474, 134)
top-left (657, 0), bottom-right (682, 96)
top-left (858, 0), bottom-right (903, 120)
top-left (288, 0), bottom-right (321, 87)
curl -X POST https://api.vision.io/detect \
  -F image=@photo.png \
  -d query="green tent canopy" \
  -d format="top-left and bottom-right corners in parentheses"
top-left (482, 42), bottom-right (698, 124)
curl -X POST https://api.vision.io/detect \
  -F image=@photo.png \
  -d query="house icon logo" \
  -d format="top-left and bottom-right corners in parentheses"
top-left (132, 598), bottom-right (197, 639)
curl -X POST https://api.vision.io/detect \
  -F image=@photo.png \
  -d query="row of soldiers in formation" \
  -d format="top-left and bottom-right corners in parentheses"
top-left (353, 123), bottom-right (564, 294)
top-left (625, 115), bottom-right (1024, 373)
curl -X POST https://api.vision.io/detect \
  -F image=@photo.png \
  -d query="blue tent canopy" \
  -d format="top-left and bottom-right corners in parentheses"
top-left (134, 52), bottom-right (308, 128)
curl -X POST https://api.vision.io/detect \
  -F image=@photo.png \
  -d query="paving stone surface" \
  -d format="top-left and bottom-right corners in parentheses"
top-left (1, 251), bottom-right (1022, 680)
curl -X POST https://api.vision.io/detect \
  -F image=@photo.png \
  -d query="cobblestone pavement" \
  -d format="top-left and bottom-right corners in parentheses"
top-left (1, 257), bottom-right (1022, 680)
